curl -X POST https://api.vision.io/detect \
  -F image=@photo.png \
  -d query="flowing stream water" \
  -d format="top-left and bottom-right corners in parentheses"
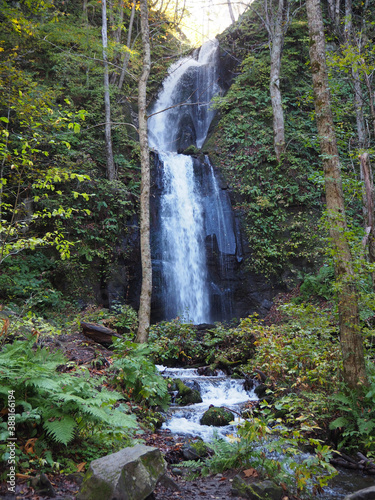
top-left (157, 366), bottom-right (257, 441)
top-left (158, 366), bottom-right (375, 499)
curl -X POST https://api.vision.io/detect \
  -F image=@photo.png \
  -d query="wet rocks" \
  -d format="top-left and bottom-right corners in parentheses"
top-left (174, 378), bottom-right (203, 405)
top-left (344, 486), bottom-right (375, 499)
top-left (200, 406), bottom-right (234, 426)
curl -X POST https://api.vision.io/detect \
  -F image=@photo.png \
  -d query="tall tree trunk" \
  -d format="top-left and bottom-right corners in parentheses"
top-left (360, 153), bottom-right (375, 289)
top-left (269, 0), bottom-right (286, 162)
top-left (227, 0), bottom-right (236, 23)
top-left (110, 0), bottom-right (125, 85)
top-left (344, 0), bottom-right (367, 148)
top-left (102, 0), bottom-right (116, 180)
top-left (136, 0), bottom-right (152, 343)
top-left (83, 0), bottom-right (88, 21)
top-left (306, 0), bottom-right (368, 388)
top-left (118, 0), bottom-right (136, 91)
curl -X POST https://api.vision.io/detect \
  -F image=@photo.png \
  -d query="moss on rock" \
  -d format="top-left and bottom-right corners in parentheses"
top-left (200, 406), bottom-right (234, 426)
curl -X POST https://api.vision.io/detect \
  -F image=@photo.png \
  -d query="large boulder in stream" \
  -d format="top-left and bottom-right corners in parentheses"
top-left (200, 406), bottom-right (234, 426)
top-left (174, 378), bottom-right (203, 405)
top-left (344, 487), bottom-right (375, 499)
top-left (77, 445), bottom-right (166, 500)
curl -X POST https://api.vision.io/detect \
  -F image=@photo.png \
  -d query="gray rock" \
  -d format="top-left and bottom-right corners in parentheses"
top-left (231, 475), bottom-right (284, 499)
top-left (30, 473), bottom-right (56, 497)
top-left (158, 474), bottom-right (181, 491)
top-left (344, 486), bottom-right (375, 500)
top-left (77, 444), bottom-right (166, 500)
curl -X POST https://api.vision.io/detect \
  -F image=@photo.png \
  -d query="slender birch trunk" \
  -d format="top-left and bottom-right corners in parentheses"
top-left (102, 0), bottom-right (116, 180)
top-left (118, 0), bottom-right (136, 91)
top-left (136, 0), bottom-right (152, 343)
top-left (360, 153), bottom-right (375, 289)
top-left (269, 0), bottom-right (286, 161)
top-left (306, 0), bottom-right (368, 388)
top-left (227, 0), bottom-right (235, 23)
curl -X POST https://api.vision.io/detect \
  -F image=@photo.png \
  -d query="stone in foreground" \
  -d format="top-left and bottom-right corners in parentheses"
top-left (231, 476), bottom-right (284, 500)
top-left (77, 444), bottom-right (166, 500)
top-left (344, 486), bottom-right (375, 500)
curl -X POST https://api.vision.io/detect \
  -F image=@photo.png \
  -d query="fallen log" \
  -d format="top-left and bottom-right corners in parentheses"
top-left (80, 322), bottom-right (122, 347)
top-left (331, 458), bottom-right (358, 469)
top-left (357, 452), bottom-right (375, 470)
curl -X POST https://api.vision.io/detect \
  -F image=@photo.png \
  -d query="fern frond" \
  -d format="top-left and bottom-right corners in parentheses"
top-left (27, 378), bottom-right (59, 391)
top-left (43, 416), bottom-right (76, 445)
top-left (329, 416), bottom-right (349, 430)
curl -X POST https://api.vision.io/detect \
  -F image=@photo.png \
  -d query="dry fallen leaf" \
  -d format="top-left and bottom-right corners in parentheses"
top-left (243, 468), bottom-right (259, 478)
top-left (76, 462), bottom-right (86, 472)
top-left (24, 438), bottom-right (38, 455)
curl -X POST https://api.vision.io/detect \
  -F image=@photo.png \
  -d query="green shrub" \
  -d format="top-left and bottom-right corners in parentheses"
top-left (0, 335), bottom-right (138, 455)
top-left (183, 416), bottom-right (337, 498)
top-left (329, 380), bottom-right (375, 457)
top-left (110, 339), bottom-right (170, 410)
top-left (148, 320), bottom-right (204, 365)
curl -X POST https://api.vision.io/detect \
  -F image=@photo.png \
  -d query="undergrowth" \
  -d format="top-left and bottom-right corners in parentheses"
top-left (0, 334), bottom-right (139, 478)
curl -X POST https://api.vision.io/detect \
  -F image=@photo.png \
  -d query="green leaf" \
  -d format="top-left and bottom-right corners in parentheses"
top-left (329, 416), bottom-right (349, 430)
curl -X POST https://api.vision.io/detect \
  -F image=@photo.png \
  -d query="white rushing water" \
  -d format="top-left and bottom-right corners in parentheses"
top-left (159, 152), bottom-right (209, 323)
top-left (148, 40), bottom-right (222, 323)
top-left (148, 39), bottom-right (220, 152)
top-left (157, 366), bottom-right (257, 441)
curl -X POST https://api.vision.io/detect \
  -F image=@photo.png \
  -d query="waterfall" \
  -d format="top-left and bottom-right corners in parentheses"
top-left (149, 39), bottom-right (236, 323)
top-left (158, 152), bottom-right (209, 323)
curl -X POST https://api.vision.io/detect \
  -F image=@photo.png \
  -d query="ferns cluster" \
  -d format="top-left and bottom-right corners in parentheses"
top-left (0, 336), bottom-right (138, 450)
top-left (110, 339), bottom-right (170, 410)
top-left (330, 387), bottom-right (375, 454)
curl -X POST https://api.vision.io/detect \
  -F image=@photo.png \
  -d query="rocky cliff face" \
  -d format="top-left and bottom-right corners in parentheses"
top-left (101, 39), bottom-right (286, 322)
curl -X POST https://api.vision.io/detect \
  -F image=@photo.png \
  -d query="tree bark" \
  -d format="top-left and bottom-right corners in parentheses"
top-left (102, 0), bottom-right (116, 180)
top-left (360, 153), bottom-right (375, 289)
top-left (109, 0), bottom-right (125, 85)
top-left (136, 0), bottom-right (152, 343)
top-left (306, 0), bottom-right (368, 388)
top-left (83, 0), bottom-right (88, 21)
top-left (227, 0), bottom-right (236, 23)
top-left (344, 0), bottom-right (367, 148)
top-left (269, 0), bottom-right (286, 161)
top-left (118, 0), bottom-right (136, 91)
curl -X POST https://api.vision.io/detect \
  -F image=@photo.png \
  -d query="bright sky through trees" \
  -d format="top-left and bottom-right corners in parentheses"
top-left (180, 0), bottom-right (250, 44)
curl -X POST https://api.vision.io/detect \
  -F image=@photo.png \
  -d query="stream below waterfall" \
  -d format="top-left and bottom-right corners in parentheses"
top-left (157, 366), bottom-right (375, 499)
top-left (157, 366), bottom-right (257, 441)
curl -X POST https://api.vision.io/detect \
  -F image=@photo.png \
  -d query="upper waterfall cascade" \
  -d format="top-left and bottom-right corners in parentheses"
top-left (149, 40), bottom-right (238, 323)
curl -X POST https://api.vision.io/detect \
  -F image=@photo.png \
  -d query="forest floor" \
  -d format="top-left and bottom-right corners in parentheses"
top-left (1, 426), bottom-right (260, 499)
top-left (0, 455), bottom-right (252, 500)
top-left (0, 330), bottom-right (257, 500)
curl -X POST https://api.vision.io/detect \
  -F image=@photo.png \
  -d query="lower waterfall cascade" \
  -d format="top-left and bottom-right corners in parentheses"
top-left (157, 366), bottom-right (374, 500)
top-left (157, 366), bottom-right (257, 441)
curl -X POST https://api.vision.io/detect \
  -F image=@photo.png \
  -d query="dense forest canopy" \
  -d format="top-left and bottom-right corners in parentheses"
top-left (1, 0), bottom-right (375, 497)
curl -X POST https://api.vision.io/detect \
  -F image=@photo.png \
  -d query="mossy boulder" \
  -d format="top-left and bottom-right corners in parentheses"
top-left (200, 406), bottom-right (234, 426)
top-left (175, 378), bottom-right (202, 405)
top-left (182, 438), bottom-right (212, 460)
top-left (231, 476), bottom-right (284, 500)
